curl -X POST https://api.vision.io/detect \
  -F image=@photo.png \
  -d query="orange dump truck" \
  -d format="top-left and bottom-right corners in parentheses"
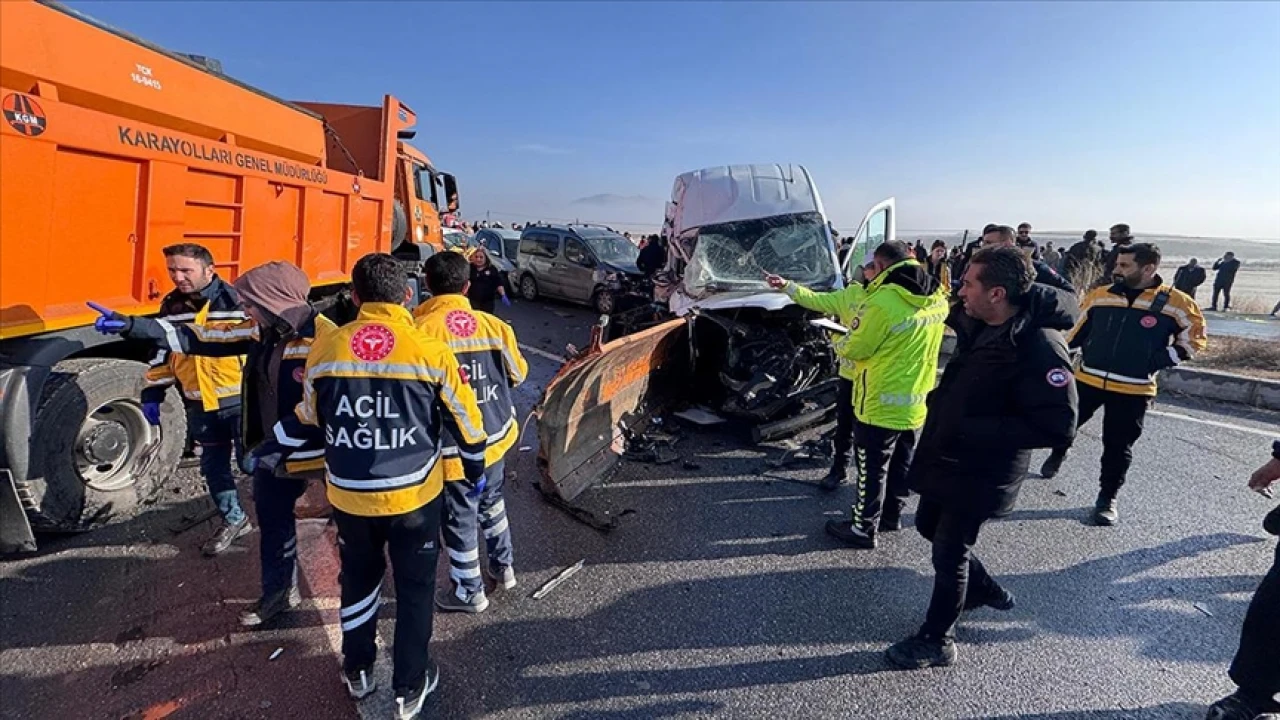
top-left (0, 0), bottom-right (460, 550)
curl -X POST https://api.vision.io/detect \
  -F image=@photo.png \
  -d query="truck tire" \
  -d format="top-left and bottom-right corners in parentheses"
top-left (391, 200), bottom-right (409, 250)
top-left (16, 358), bottom-right (186, 531)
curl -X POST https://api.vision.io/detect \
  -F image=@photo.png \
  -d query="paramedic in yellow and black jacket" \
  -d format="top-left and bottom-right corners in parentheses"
top-left (281, 253), bottom-right (487, 720)
top-left (140, 244), bottom-right (249, 558)
top-left (93, 261), bottom-right (331, 630)
top-left (414, 251), bottom-right (529, 614)
top-left (1038, 243), bottom-right (1206, 527)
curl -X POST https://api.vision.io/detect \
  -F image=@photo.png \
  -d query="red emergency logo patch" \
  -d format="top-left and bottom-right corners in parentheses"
top-left (2, 94), bottom-right (46, 137)
top-left (445, 310), bottom-right (478, 338)
top-left (1140, 315), bottom-right (1158, 329)
top-left (1046, 368), bottom-right (1071, 388)
top-left (350, 324), bottom-right (395, 362)
top-left (458, 365), bottom-right (471, 384)
top-left (292, 367), bottom-right (305, 383)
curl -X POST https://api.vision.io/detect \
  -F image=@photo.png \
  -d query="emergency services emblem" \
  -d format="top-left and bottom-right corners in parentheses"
top-left (445, 310), bottom-right (478, 338)
top-left (458, 366), bottom-right (471, 384)
top-left (1046, 368), bottom-right (1071, 388)
top-left (351, 324), bottom-right (395, 361)
top-left (2, 94), bottom-right (47, 137)
top-left (1140, 315), bottom-right (1158, 329)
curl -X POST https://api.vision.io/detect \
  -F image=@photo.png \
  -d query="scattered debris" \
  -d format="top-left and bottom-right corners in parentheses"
top-left (111, 660), bottom-right (164, 689)
top-left (1193, 603), bottom-right (1214, 617)
top-left (269, 647), bottom-right (284, 661)
top-left (1053, 490), bottom-right (1068, 497)
top-left (532, 559), bottom-right (585, 600)
top-left (766, 431), bottom-right (834, 470)
top-left (168, 505), bottom-right (219, 536)
top-left (673, 407), bottom-right (725, 426)
top-left (623, 447), bottom-right (679, 465)
top-left (519, 446), bottom-right (533, 452)
top-left (754, 402), bottom-right (834, 442)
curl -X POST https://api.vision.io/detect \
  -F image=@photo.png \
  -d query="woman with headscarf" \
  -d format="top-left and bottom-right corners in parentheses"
top-left (466, 248), bottom-right (511, 314)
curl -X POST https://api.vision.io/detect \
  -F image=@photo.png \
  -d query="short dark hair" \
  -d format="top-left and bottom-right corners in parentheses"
top-left (1111, 223), bottom-right (1132, 239)
top-left (931, 239), bottom-right (947, 250)
top-left (163, 243), bottom-right (214, 266)
top-left (982, 223), bottom-right (999, 235)
top-left (1084, 229), bottom-right (1097, 241)
top-left (983, 225), bottom-right (1017, 245)
top-left (1017, 223), bottom-right (1032, 231)
top-left (873, 240), bottom-right (911, 264)
top-left (969, 247), bottom-right (1035, 304)
top-left (352, 253), bottom-right (408, 304)
top-left (424, 251), bottom-right (470, 295)
top-left (1115, 242), bottom-right (1161, 268)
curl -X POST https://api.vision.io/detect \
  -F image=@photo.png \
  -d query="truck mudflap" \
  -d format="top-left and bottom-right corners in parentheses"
top-left (0, 469), bottom-right (36, 554)
top-left (535, 318), bottom-right (688, 502)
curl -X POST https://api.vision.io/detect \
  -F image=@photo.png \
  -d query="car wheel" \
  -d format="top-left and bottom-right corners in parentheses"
top-left (592, 289), bottom-right (616, 315)
top-left (520, 275), bottom-right (539, 301)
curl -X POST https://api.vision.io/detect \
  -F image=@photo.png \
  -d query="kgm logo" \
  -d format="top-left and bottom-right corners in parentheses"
top-left (3, 94), bottom-right (47, 137)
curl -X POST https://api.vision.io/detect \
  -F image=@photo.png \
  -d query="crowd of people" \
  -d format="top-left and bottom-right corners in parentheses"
top-left (88, 246), bottom-right (528, 720)
top-left (772, 224), bottom-right (1278, 720)
top-left (77, 216), bottom-right (1277, 719)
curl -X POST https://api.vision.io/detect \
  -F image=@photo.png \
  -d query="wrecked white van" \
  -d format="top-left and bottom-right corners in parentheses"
top-left (536, 164), bottom-right (896, 501)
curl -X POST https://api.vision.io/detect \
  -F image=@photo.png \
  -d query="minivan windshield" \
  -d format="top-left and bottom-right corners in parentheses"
top-left (584, 235), bottom-right (640, 267)
top-left (682, 211), bottom-right (837, 296)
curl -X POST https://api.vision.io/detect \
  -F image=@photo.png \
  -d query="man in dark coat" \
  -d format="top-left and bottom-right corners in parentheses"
top-left (1211, 252), bottom-right (1242, 311)
top-left (885, 246), bottom-right (1079, 670)
top-left (1173, 258), bottom-right (1208, 299)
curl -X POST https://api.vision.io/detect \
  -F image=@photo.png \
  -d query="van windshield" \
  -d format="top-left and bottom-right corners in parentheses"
top-left (683, 211), bottom-right (837, 296)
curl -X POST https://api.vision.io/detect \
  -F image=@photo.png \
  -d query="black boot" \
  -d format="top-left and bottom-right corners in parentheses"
top-left (818, 467), bottom-right (847, 492)
top-left (879, 505), bottom-right (903, 533)
top-left (885, 633), bottom-right (956, 670)
top-left (825, 519), bottom-right (876, 549)
top-left (1039, 450), bottom-right (1066, 479)
top-left (1092, 493), bottom-right (1119, 526)
top-left (964, 586), bottom-right (1016, 611)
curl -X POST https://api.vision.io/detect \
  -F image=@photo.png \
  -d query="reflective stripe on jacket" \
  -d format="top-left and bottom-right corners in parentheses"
top-left (803, 259), bottom-right (948, 431)
top-left (293, 302), bottom-right (487, 517)
top-left (413, 294), bottom-right (528, 480)
top-left (141, 276), bottom-right (245, 412)
top-left (130, 310), bottom-right (331, 476)
top-left (1066, 277), bottom-right (1207, 397)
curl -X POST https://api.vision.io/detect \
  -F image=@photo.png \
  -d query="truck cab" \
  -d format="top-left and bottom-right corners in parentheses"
top-left (398, 141), bottom-right (458, 251)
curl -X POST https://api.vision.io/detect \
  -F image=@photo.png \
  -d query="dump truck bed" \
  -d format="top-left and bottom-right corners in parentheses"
top-left (0, 0), bottom-right (405, 341)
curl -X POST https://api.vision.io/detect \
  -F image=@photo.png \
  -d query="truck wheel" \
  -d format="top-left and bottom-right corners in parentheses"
top-left (592, 289), bottom-right (616, 315)
top-left (519, 274), bottom-right (539, 301)
top-left (17, 358), bottom-right (186, 531)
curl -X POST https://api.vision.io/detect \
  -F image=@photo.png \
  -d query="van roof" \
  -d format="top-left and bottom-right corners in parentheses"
top-left (670, 164), bottom-right (822, 234)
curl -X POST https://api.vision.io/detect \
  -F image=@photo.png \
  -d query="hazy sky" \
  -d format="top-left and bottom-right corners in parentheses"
top-left (71, 1), bottom-right (1280, 238)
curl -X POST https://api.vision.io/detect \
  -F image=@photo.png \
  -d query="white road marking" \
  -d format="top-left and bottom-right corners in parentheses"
top-left (518, 343), bottom-right (566, 364)
top-left (1149, 409), bottom-right (1277, 439)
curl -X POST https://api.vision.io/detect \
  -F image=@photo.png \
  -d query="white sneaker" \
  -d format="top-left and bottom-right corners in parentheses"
top-left (342, 667), bottom-right (376, 700)
top-left (487, 564), bottom-right (517, 590)
top-left (394, 663), bottom-right (439, 720)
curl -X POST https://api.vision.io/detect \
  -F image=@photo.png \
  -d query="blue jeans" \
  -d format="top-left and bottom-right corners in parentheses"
top-left (187, 407), bottom-right (246, 526)
top-left (443, 459), bottom-right (514, 594)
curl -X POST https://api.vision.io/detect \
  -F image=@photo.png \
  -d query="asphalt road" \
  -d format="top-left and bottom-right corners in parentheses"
top-left (3, 296), bottom-right (1278, 720)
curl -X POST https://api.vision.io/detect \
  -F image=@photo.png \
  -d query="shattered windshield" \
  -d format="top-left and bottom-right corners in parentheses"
top-left (584, 235), bottom-right (639, 266)
top-left (683, 212), bottom-right (837, 296)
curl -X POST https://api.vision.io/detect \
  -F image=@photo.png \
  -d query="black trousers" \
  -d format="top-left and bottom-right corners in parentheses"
top-left (1212, 284), bottom-right (1232, 310)
top-left (916, 497), bottom-right (1002, 640)
top-left (832, 378), bottom-right (855, 476)
top-left (1229, 542), bottom-right (1280, 701)
top-left (851, 420), bottom-right (916, 530)
top-left (253, 470), bottom-right (307, 599)
top-left (334, 496), bottom-right (442, 695)
top-left (1072, 383), bottom-right (1150, 500)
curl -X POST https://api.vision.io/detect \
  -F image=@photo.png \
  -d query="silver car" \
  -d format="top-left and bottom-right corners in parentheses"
top-left (514, 225), bottom-right (647, 315)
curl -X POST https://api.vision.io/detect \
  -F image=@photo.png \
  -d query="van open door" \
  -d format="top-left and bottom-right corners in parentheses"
top-left (840, 197), bottom-right (895, 284)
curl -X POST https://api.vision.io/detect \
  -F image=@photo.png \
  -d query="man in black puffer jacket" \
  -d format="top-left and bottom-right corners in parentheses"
top-left (1205, 440), bottom-right (1280, 720)
top-left (886, 246), bottom-right (1080, 670)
